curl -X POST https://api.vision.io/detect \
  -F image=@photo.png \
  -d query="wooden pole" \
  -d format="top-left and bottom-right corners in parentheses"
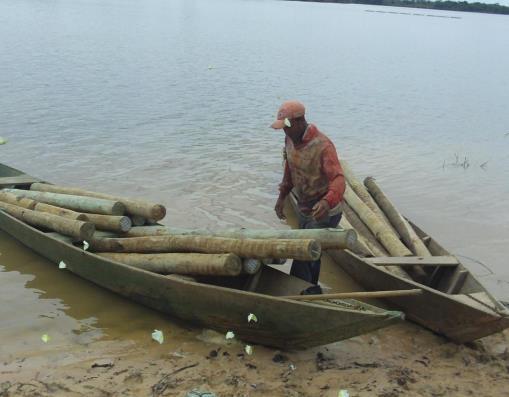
top-left (89, 235), bottom-right (321, 261)
top-left (97, 252), bottom-right (242, 276)
top-left (123, 226), bottom-right (356, 250)
top-left (0, 202), bottom-right (95, 240)
top-left (30, 183), bottom-right (166, 221)
top-left (284, 289), bottom-right (423, 301)
top-left (339, 215), bottom-right (373, 256)
top-left (364, 177), bottom-right (432, 257)
top-left (344, 185), bottom-right (412, 257)
top-left (341, 160), bottom-right (399, 236)
top-left (342, 202), bottom-right (388, 257)
top-left (34, 202), bottom-right (88, 221)
top-left (0, 191), bottom-right (37, 209)
top-left (84, 213), bottom-right (132, 233)
top-left (4, 188), bottom-right (125, 215)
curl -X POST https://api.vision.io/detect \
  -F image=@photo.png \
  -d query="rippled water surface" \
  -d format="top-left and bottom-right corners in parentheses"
top-left (1, 0), bottom-right (508, 355)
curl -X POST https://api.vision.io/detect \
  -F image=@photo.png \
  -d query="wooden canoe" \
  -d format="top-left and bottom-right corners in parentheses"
top-left (288, 193), bottom-right (509, 343)
top-left (0, 163), bottom-right (403, 349)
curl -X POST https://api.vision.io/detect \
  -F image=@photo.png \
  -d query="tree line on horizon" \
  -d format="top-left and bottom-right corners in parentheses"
top-left (293, 0), bottom-right (509, 15)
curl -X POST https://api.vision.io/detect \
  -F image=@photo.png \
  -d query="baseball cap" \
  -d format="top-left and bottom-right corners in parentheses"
top-left (270, 100), bottom-right (306, 129)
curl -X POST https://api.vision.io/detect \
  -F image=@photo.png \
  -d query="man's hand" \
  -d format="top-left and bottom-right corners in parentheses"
top-left (275, 197), bottom-right (286, 220)
top-left (312, 199), bottom-right (330, 221)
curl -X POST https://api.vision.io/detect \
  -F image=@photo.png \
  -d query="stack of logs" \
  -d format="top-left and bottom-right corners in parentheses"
top-left (334, 160), bottom-right (433, 281)
top-left (0, 183), bottom-right (357, 278)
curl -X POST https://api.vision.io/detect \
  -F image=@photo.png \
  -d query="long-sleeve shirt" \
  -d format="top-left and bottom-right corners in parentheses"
top-left (279, 124), bottom-right (345, 211)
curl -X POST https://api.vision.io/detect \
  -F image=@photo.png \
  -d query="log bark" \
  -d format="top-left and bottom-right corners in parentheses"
top-left (342, 202), bottom-right (388, 257)
top-left (97, 252), bottom-right (241, 276)
top-left (363, 177), bottom-right (430, 281)
top-left (343, 202), bottom-right (411, 279)
top-left (0, 202), bottom-right (94, 240)
top-left (0, 191), bottom-right (37, 209)
top-left (89, 235), bottom-right (321, 261)
top-left (30, 183), bottom-right (166, 221)
top-left (34, 203), bottom-right (88, 221)
top-left (4, 188), bottom-right (124, 215)
top-left (124, 226), bottom-right (355, 250)
top-left (339, 215), bottom-right (373, 256)
top-left (341, 160), bottom-right (399, 236)
top-left (343, 185), bottom-right (412, 257)
top-left (84, 213), bottom-right (132, 233)
top-left (364, 177), bottom-right (431, 257)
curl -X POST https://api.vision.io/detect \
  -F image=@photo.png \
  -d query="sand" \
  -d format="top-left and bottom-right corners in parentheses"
top-left (1, 322), bottom-right (508, 397)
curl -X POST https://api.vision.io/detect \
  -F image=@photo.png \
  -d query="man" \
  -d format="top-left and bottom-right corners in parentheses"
top-left (271, 100), bottom-right (345, 294)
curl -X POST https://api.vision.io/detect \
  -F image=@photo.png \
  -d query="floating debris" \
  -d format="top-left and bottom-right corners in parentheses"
top-left (338, 390), bottom-right (350, 397)
top-left (152, 329), bottom-right (164, 344)
top-left (0, 137), bottom-right (7, 145)
top-left (289, 363), bottom-right (296, 371)
top-left (41, 334), bottom-right (50, 343)
top-left (83, 240), bottom-right (89, 251)
top-left (247, 313), bottom-right (258, 323)
top-left (225, 331), bottom-right (235, 340)
top-left (245, 345), bottom-right (253, 355)
top-left (58, 260), bottom-right (67, 269)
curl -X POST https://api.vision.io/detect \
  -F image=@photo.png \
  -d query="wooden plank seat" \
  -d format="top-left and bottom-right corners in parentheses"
top-left (367, 256), bottom-right (459, 267)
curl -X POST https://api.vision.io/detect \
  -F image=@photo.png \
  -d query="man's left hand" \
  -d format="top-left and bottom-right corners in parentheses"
top-left (311, 199), bottom-right (330, 221)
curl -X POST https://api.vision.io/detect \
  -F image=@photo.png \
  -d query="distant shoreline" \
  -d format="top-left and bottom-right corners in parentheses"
top-left (286, 0), bottom-right (509, 15)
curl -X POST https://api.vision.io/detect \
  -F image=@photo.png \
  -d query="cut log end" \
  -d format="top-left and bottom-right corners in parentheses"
top-left (79, 222), bottom-right (96, 241)
top-left (111, 202), bottom-right (126, 216)
top-left (119, 216), bottom-right (133, 232)
top-left (150, 205), bottom-right (166, 221)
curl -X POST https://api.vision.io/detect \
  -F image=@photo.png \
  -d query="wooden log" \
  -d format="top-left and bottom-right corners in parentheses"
top-left (341, 160), bottom-right (399, 236)
top-left (97, 252), bottom-right (241, 276)
top-left (124, 226), bottom-right (356, 250)
top-left (34, 202), bottom-right (88, 221)
top-left (89, 235), bottom-right (321, 261)
top-left (342, 202), bottom-right (388, 257)
top-left (4, 188), bottom-right (124, 215)
top-left (131, 215), bottom-right (146, 226)
top-left (343, 185), bottom-right (412, 257)
top-left (284, 289), bottom-right (423, 301)
top-left (84, 213), bottom-right (132, 233)
top-left (0, 202), bottom-right (94, 240)
top-left (339, 215), bottom-right (373, 256)
top-left (343, 202), bottom-right (411, 279)
top-left (30, 183), bottom-right (166, 221)
top-left (0, 191), bottom-right (37, 209)
top-left (242, 258), bottom-right (263, 275)
top-left (364, 177), bottom-right (432, 257)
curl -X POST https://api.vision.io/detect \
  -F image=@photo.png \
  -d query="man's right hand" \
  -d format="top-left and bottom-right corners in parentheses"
top-left (275, 197), bottom-right (286, 220)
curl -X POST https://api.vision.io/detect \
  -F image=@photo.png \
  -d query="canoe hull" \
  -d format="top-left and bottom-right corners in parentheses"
top-left (329, 249), bottom-right (509, 343)
top-left (0, 209), bottom-right (401, 349)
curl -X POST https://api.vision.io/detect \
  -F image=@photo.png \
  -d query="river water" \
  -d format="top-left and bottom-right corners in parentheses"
top-left (1, 0), bottom-right (508, 359)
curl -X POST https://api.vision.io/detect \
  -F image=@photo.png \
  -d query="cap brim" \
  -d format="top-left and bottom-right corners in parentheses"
top-left (271, 119), bottom-right (285, 129)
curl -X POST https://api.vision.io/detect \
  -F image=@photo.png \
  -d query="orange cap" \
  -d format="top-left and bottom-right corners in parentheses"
top-left (270, 100), bottom-right (306, 129)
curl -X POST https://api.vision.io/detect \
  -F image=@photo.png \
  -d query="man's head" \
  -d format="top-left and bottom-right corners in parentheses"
top-left (271, 100), bottom-right (308, 142)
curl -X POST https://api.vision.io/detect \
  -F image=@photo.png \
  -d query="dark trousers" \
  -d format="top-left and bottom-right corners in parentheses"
top-left (290, 212), bottom-right (342, 285)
